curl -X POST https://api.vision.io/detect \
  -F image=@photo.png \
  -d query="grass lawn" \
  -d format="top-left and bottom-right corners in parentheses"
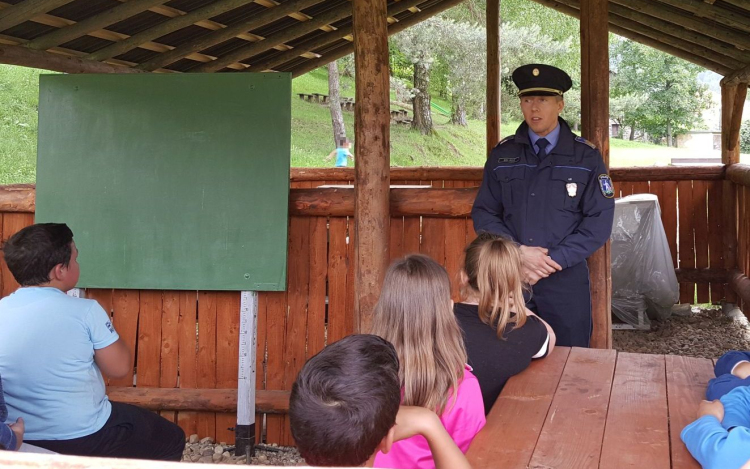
top-left (0, 64), bottom-right (746, 184)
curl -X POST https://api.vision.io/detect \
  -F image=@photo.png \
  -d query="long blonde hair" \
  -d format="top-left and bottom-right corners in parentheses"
top-left (461, 233), bottom-right (528, 337)
top-left (370, 254), bottom-right (467, 415)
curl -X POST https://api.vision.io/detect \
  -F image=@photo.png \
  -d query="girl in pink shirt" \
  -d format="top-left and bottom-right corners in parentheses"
top-left (371, 254), bottom-right (486, 469)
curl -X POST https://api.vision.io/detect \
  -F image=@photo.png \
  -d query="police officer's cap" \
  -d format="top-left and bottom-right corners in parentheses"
top-left (512, 64), bottom-right (572, 97)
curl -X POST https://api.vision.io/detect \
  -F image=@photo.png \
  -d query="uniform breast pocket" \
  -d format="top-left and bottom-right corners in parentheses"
top-left (551, 167), bottom-right (589, 212)
top-left (495, 166), bottom-right (526, 209)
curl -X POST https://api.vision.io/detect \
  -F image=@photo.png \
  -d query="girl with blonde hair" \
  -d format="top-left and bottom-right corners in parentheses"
top-left (371, 254), bottom-right (485, 469)
top-left (455, 232), bottom-right (556, 413)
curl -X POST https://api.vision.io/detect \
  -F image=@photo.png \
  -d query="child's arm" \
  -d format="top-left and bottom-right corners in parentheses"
top-left (716, 351), bottom-right (750, 378)
top-left (325, 150), bottom-right (336, 162)
top-left (392, 406), bottom-right (472, 469)
top-left (94, 338), bottom-right (131, 379)
top-left (523, 307), bottom-right (556, 358)
top-left (681, 411), bottom-right (750, 469)
top-left (0, 418), bottom-right (22, 451)
top-left (721, 387), bottom-right (750, 430)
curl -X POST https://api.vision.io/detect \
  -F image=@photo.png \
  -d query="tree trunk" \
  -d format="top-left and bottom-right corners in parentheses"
top-left (412, 61), bottom-right (433, 135)
top-left (328, 61), bottom-right (347, 146)
top-left (451, 94), bottom-right (468, 126)
top-left (667, 121), bottom-right (673, 147)
top-left (629, 126), bottom-right (636, 140)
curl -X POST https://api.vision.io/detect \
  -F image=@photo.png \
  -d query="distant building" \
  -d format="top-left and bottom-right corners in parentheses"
top-left (676, 130), bottom-right (721, 152)
top-left (609, 119), bottom-right (621, 138)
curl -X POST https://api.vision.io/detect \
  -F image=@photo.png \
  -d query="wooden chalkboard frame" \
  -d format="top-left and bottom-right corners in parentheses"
top-left (35, 73), bottom-right (290, 291)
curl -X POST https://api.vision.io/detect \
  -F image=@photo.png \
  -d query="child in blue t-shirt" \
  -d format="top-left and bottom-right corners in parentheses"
top-left (0, 373), bottom-right (23, 451)
top-left (681, 351), bottom-right (750, 469)
top-left (326, 138), bottom-right (353, 167)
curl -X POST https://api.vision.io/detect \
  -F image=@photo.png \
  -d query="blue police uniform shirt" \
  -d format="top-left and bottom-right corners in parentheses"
top-left (472, 117), bottom-right (615, 270)
top-left (529, 124), bottom-right (561, 156)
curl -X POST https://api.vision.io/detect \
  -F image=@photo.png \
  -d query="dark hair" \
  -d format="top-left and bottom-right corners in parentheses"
top-left (290, 334), bottom-right (401, 467)
top-left (339, 138), bottom-right (349, 146)
top-left (2, 223), bottom-right (74, 286)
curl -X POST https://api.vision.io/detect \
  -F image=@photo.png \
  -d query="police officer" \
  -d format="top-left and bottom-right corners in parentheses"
top-left (472, 64), bottom-right (615, 347)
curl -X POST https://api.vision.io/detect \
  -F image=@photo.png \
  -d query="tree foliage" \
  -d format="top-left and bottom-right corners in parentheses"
top-left (610, 37), bottom-right (711, 145)
top-left (741, 119), bottom-right (750, 154)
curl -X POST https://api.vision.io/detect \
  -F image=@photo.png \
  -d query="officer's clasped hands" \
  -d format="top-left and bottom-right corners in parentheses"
top-left (520, 245), bottom-right (562, 285)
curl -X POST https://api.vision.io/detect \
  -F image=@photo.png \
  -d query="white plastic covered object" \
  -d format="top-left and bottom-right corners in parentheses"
top-left (610, 194), bottom-right (679, 326)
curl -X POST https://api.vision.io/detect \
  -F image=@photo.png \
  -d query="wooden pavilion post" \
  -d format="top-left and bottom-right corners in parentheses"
top-left (352, 0), bottom-right (391, 333)
top-left (720, 79), bottom-right (747, 305)
top-left (486, 0), bottom-right (501, 154)
top-left (580, 0), bottom-right (612, 349)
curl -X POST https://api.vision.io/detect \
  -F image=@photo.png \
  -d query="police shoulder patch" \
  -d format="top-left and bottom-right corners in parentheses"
top-left (598, 174), bottom-right (614, 198)
top-left (575, 136), bottom-right (597, 150)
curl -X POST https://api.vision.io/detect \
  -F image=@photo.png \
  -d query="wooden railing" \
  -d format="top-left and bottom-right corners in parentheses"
top-left (728, 164), bottom-right (750, 311)
top-left (0, 165), bottom-right (741, 445)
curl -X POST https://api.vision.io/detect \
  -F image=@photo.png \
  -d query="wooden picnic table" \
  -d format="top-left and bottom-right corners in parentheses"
top-left (467, 347), bottom-right (714, 469)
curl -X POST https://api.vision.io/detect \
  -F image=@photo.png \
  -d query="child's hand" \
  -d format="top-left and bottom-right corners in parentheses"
top-left (392, 406), bottom-right (441, 442)
top-left (9, 417), bottom-right (23, 450)
top-left (697, 400), bottom-right (724, 422)
top-left (733, 361), bottom-right (750, 380)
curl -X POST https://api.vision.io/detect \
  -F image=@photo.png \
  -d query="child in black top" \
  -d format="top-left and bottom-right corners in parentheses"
top-left (454, 233), bottom-right (556, 413)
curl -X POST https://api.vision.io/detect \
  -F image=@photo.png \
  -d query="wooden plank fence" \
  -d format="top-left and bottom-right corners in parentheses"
top-left (0, 165), bottom-right (745, 445)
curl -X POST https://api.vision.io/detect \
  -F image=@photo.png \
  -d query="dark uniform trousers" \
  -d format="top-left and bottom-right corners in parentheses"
top-left (472, 118), bottom-right (615, 348)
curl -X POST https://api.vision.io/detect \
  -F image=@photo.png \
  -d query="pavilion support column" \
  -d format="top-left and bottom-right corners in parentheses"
top-left (486, 0), bottom-right (501, 155)
top-left (580, 0), bottom-right (611, 349)
top-left (720, 81), bottom-right (747, 304)
top-left (352, 0), bottom-right (390, 333)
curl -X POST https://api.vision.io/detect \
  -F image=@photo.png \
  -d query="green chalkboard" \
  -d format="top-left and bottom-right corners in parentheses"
top-left (36, 73), bottom-right (290, 291)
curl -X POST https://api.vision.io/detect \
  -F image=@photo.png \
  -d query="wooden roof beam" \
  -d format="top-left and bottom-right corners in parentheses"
top-left (0, 2), bottom-right (246, 70)
top-left (653, 0), bottom-right (750, 35)
top-left (609, 3), bottom-right (750, 64)
top-left (611, 0), bottom-right (750, 52)
top-left (0, 0), bottom-right (71, 32)
top-left (0, 42), bottom-right (144, 73)
top-left (529, 0), bottom-right (733, 75)
top-left (136, 0), bottom-right (324, 71)
top-left (193, 1), bottom-right (354, 73)
top-left (87, 0), bottom-right (255, 61)
top-left (26, 0), bottom-right (170, 51)
top-left (722, 63), bottom-right (750, 86)
top-left (253, 0), bottom-right (428, 72)
top-left (608, 11), bottom-right (744, 70)
top-left (288, 0), bottom-right (465, 77)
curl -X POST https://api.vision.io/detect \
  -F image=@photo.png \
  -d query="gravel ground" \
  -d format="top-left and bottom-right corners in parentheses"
top-left (614, 307), bottom-right (750, 358)
top-left (182, 436), bottom-right (303, 465)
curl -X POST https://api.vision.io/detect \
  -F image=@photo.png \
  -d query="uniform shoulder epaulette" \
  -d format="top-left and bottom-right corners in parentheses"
top-left (497, 135), bottom-right (515, 146)
top-left (575, 136), bottom-right (597, 150)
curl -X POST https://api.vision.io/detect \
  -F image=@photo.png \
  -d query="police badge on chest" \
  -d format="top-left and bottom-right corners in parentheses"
top-left (565, 182), bottom-right (577, 197)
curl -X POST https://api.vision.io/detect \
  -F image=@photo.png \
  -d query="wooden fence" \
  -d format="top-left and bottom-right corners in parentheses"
top-left (0, 165), bottom-right (743, 446)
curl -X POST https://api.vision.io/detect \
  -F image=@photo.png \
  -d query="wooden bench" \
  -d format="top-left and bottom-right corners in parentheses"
top-left (467, 347), bottom-right (714, 469)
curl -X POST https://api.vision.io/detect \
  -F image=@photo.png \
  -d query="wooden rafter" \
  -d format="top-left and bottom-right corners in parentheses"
top-left (0, 2), bottom-right (247, 70)
top-left (252, 0), bottom-right (428, 72)
top-left (612, 0), bottom-right (750, 52)
top-left (609, 3), bottom-right (750, 64)
top-left (86, 0), bottom-right (255, 61)
top-left (135, 0), bottom-right (324, 71)
top-left (26, 0), bottom-right (170, 51)
top-left (529, 0), bottom-right (733, 75)
top-left (551, 0), bottom-right (744, 71)
top-left (0, 42), bottom-right (144, 73)
top-left (654, 0), bottom-right (750, 35)
top-left (0, 0), bottom-right (70, 32)
top-left (193, 1), bottom-right (354, 73)
top-left (722, 63), bottom-right (750, 86)
top-left (288, 0), bottom-right (466, 77)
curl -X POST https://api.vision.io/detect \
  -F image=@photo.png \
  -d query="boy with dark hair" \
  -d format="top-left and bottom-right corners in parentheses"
top-left (0, 223), bottom-right (185, 460)
top-left (289, 334), bottom-right (472, 468)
